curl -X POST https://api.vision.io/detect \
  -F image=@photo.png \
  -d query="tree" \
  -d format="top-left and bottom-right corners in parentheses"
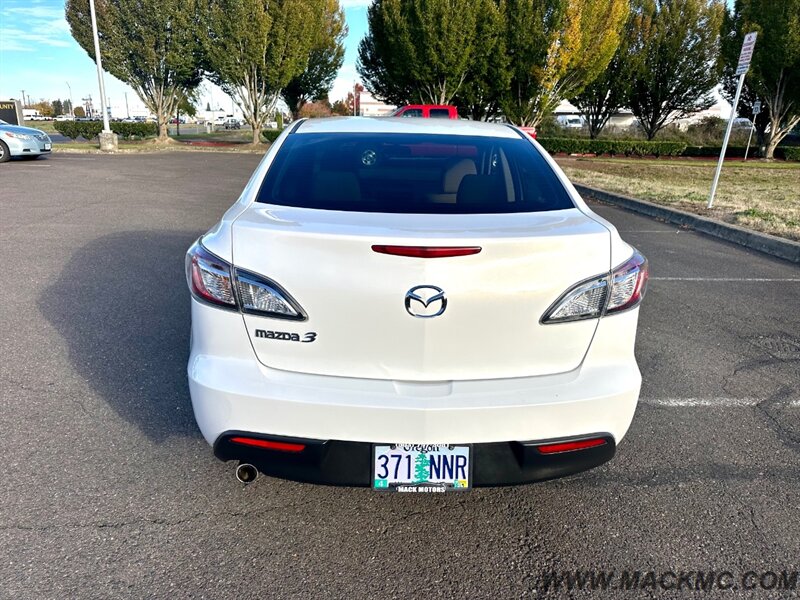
top-left (177, 91), bottom-right (198, 119)
top-left (500, 0), bottom-right (630, 128)
top-left (720, 4), bottom-right (768, 152)
top-left (357, 0), bottom-right (493, 106)
top-left (66, 0), bottom-right (204, 142)
top-left (452, 0), bottom-right (509, 121)
top-left (283, 0), bottom-right (346, 120)
top-left (331, 98), bottom-right (350, 116)
top-left (73, 106), bottom-right (86, 118)
top-left (722, 0), bottom-right (800, 159)
top-left (299, 100), bottom-right (333, 118)
top-left (413, 454), bottom-right (429, 483)
top-left (334, 91), bottom-right (358, 116)
top-left (203, 0), bottom-right (326, 144)
top-left (52, 99), bottom-right (64, 116)
top-left (63, 99), bottom-right (73, 116)
top-left (627, 0), bottom-right (725, 140)
top-left (570, 8), bottom-right (640, 138)
top-left (32, 101), bottom-right (54, 117)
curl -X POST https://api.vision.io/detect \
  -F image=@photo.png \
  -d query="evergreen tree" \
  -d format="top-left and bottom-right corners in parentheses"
top-left (414, 454), bottom-right (430, 483)
top-left (357, 0), bottom-right (493, 106)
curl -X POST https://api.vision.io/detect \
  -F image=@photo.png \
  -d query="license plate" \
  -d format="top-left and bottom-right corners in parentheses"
top-left (44, 143), bottom-right (51, 150)
top-left (372, 444), bottom-right (471, 492)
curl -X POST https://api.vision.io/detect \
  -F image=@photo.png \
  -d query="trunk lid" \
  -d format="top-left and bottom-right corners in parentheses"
top-left (231, 205), bottom-right (610, 381)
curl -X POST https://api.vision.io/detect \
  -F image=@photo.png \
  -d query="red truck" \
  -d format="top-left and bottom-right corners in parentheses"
top-left (391, 105), bottom-right (459, 119)
top-left (390, 105), bottom-right (536, 138)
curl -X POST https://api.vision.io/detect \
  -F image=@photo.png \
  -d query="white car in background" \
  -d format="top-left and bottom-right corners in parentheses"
top-left (557, 115), bottom-right (585, 129)
top-left (186, 117), bottom-right (648, 490)
top-left (0, 119), bottom-right (52, 163)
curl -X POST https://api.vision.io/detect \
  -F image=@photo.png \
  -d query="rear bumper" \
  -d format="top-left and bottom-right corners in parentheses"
top-left (214, 431), bottom-right (616, 487)
top-left (188, 299), bottom-right (642, 484)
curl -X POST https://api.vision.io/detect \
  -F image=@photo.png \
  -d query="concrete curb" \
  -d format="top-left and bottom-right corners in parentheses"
top-left (573, 183), bottom-right (800, 264)
top-left (52, 145), bottom-right (265, 155)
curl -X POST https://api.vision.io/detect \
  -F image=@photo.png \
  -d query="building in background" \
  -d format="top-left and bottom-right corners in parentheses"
top-left (358, 91), bottom-right (395, 117)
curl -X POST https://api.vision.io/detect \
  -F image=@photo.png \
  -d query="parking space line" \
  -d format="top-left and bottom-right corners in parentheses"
top-left (651, 277), bottom-right (800, 282)
top-left (643, 397), bottom-right (800, 407)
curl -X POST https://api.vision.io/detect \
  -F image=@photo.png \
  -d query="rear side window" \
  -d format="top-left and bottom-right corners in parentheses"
top-left (255, 132), bottom-right (574, 214)
top-left (429, 109), bottom-right (452, 119)
top-left (400, 108), bottom-right (423, 118)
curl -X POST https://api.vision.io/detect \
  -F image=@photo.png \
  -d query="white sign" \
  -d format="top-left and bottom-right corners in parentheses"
top-left (752, 100), bottom-right (761, 115)
top-left (735, 32), bottom-right (758, 75)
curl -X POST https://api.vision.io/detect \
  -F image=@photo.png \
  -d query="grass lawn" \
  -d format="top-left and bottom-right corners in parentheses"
top-left (52, 139), bottom-right (265, 154)
top-left (172, 130), bottom-right (255, 143)
top-left (23, 120), bottom-right (58, 133)
top-left (557, 156), bottom-right (800, 241)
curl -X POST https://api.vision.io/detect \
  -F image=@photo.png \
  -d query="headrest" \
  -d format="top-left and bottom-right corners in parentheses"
top-left (442, 159), bottom-right (477, 193)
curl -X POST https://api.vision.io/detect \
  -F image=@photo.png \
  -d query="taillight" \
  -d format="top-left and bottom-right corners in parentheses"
top-left (235, 269), bottom-right (306, 320)
top-left (606, 251), bottom-right (648, 314)
top-left (541, 275), bottom-right (609, 323)
top-left (541, 250), bottom-right (648, 323)
top-left (186, 239), bottom-right (307, 319)
top-left (186, 241), bottom-right (236, 308)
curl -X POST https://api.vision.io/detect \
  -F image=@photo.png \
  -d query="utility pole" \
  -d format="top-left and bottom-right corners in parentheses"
top-left (124, 92), bottom-right (130, 119)
top-left (21, 90), bottom-right (25, 108)
top-left (88, 0), bottom-right (117, 150)
top-left (708, 32), bottom-right (757, 209)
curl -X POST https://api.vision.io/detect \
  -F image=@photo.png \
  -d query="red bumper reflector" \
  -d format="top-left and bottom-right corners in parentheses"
top-left (371, 245), bottom-right (481, 258)
top-left (230, 437), bottom-right (306, 453)
top-left (536, 438), bottom-right (607, 454)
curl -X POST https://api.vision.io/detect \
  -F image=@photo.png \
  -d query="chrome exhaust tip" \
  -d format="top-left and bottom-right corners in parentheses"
top-left (235, 463), bottom-right (258, 484)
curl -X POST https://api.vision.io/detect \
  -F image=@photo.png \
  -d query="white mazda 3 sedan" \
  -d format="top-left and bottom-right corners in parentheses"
top-left (186, 117), bottom-right (647, 490)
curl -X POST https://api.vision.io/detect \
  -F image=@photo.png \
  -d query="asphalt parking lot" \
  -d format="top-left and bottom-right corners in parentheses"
top-left (1, 153), bottom-right (798, 599)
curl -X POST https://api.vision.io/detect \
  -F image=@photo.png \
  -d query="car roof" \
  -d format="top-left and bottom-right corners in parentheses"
top-left (294, 116), bottom-right (520, 139)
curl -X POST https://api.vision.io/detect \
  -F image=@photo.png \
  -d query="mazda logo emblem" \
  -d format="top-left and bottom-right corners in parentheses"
top-left (405, 285), bottom-right (447, 318)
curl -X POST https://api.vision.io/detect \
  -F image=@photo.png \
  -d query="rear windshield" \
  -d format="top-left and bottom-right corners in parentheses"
top-left (255, 132), bottom-right (574, 214)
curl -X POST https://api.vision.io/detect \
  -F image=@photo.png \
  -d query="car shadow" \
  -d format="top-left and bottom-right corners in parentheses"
top-left (38, 230), bottom-right (201, 442)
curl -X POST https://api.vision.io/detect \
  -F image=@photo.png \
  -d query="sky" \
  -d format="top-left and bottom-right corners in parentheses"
top-left (0, 0), bottom-right (371, 116)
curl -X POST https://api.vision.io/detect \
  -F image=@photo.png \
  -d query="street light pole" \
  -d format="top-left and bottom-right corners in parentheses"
top-left (66, 81), bottom-right (75, 117)
top-left (89, 0), bottom-right (110, 131)
top-left (88, 0), bottom-right (117, 150)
